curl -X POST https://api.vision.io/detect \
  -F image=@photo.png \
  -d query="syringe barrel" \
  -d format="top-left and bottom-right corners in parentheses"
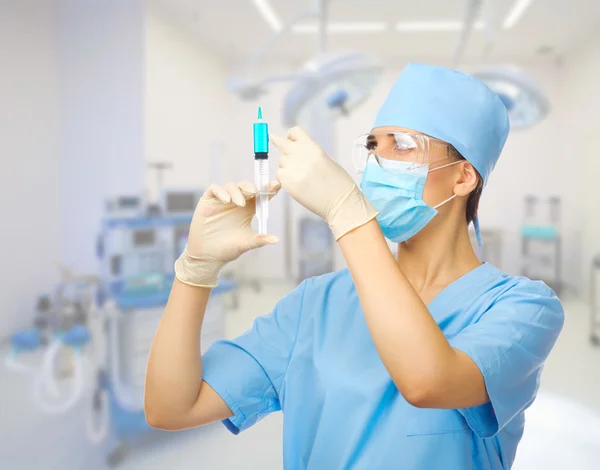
top-left (255, 159), bottom-right (269, 235)
top-left (253, 122), bottom-right (269, 154)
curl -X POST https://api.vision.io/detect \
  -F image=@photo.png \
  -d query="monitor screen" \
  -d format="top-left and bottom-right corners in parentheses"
top-left (117, 196), bottom-right (141, 209)
top-left (133, 229), bottom-right (155, 246)
top-left (166, 192), bottom-right (196, 213)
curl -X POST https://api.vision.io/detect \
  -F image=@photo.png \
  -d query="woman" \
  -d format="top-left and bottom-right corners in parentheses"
top-left (144, 63), bottom-right (564, 470)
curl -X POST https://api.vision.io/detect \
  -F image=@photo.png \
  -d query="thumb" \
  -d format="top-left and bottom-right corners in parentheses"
top-left (269, 133), bottom-right (292, 154)
top-left (240, 234), bottom-right (279, 253)
top-left (268, 180), bottom-right (281, 200)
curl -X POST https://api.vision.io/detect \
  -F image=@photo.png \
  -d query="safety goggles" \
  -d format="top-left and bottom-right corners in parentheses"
top-left (352, 131), bottom-right (453, 175)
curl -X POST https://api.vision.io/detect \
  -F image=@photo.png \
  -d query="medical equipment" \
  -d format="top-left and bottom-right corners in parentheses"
top-left (472, 66), bottom-right (551, 130)
top-left (254, 106), bottom-right (269, 235)
top-left (520, 195), bottom-right (562, 295)
top-left (589, 254), bottom-right (600, 347)
top-left (94, 178), bottom-right (239, 465)
top-left (94, 185), bottom-right (235, 466)
top-left (453, 1), bottom-right (551, 130)
top-left (6, 271), bottom-right (98, 419)
top-left (98, 187), bottom-right (202, 285)
top-left (32, 325), bottom-right (91, 414)
top-left (93, 276), bottom-right (236, 467)
top-left (6, 174), bottom-right (237, 466)
top-left (147, 161), bottom-right (174, 207)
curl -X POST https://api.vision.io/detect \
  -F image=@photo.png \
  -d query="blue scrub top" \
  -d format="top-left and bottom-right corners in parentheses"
top-left (202, 263), bottom-right (564, 469)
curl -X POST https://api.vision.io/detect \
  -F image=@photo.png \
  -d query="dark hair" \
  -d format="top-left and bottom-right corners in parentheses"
top-left (448, 146), bottom-right (483, 224)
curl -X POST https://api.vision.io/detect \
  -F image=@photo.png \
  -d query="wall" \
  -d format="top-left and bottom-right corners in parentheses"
top-left (0, 0), bottom-right (60, 338)
top-left (559, 31), bottom-right (600, 299)
top-left (58, 0), bottom-right (146, 274)
top-left (145, 5), bottom-right (229, 195)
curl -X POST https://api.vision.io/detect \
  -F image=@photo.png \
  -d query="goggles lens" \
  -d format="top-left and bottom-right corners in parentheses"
top-left (352, 131), bottom-right (450, 174)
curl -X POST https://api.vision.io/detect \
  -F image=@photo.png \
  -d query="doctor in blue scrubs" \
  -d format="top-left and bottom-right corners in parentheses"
top-left (145, 63), bottom-right (564, 470)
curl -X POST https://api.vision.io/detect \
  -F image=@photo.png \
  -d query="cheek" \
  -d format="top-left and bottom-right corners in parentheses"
top-left (422, 171), bottom-right (448, 206)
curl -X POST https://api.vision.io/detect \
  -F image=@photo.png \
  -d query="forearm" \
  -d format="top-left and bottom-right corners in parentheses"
top-left (338, 220), bottom-right (456, 401)
top-left (145, 278), bottom-right (210, 417)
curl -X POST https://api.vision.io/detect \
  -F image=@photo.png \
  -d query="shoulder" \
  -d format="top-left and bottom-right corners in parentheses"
top-left (484, 265), bottom-right (564, 331)
top-left (277, 269), bottom-right (355, 312)
top-left (302, 268), bottom-right (355, 296)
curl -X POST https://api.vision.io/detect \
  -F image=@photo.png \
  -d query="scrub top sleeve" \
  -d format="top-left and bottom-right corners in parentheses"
top-left (202, 279), bottom-right (308, 434)
top-left (448, 283), bottom-right (564, 439)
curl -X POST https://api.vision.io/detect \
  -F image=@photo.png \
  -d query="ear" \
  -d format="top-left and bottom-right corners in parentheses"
top-left (454, 162), bottom-right (479, 197)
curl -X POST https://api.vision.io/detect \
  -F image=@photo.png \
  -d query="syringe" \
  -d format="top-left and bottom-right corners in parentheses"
top-left (254, 106), bottom-right (269, 235)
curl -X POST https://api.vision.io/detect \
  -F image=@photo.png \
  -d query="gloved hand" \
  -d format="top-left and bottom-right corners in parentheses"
top-left (270, 127), bottom-right (379, 241)
top-left (175, 181), bottom-right (280, 288)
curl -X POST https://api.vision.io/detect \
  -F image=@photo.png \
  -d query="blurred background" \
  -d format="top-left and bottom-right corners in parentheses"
top-left (1, 0), bottom-right (600, 468)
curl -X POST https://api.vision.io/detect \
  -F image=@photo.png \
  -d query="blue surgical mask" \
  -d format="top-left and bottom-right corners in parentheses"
top-left (360, 159), bottom-right (458, 243)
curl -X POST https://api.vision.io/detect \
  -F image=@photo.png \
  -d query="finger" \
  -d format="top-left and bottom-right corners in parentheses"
top-left (239, 180), bottom-right (278, 201)
top-left (270, 133), bottom-right (292, 154)
top-left (224, 182), bottom-right (246, 207)
top-left (203, 184), bottom-right (231, 204)
top-left (268, 180), bottom-right (281, 200)
top-left (237, 180), bottom-right (258, 198)
top-left (276, 167), bottom-right (287, 186)
top-left (278, 153), bottom-right (292, 169)
top-left (287, 126), bottom-right (308, 141)
top-left (240, 234), bottom-right (279, 253)
top-left (268, 180), bottom-right (281, 193)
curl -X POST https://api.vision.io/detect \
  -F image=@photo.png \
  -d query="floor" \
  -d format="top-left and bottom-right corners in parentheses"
top-left (1, 284), bottom-right (600, 470)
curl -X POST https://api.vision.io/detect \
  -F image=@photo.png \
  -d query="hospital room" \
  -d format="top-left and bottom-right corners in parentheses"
top-left (1, 0), bottom-right (600, 468)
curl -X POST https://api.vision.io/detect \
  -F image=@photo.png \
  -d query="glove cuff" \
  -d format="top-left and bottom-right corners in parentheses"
top-left (174, 246), bottom-right (225, 288)
top-left (327, 185), bottom-right (379, 241)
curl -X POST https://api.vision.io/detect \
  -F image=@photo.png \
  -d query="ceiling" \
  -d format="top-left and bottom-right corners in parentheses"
top-left (153, 0), bottom-right (600, 67)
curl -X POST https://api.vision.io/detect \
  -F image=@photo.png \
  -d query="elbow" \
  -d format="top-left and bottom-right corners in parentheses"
top-left (395, 377), bottom-right (439, 408)
top-left (402, 385), bottom-right (434, 408)
top-left (145, 409), bottom-right (180, 431)
top-left (144, 398), bottom-right (181, 431)
top-left (145, 412), bottom-right (163, 430)
top-left (144, 403), bottom-right (168, 430)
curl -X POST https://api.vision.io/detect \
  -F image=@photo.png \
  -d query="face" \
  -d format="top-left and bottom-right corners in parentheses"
top-left (371, 126), bottom-right (479, 211)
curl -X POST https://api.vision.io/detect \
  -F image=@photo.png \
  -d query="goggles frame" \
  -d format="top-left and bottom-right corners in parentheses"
top-left (353, 131), bottom-right (453, 175)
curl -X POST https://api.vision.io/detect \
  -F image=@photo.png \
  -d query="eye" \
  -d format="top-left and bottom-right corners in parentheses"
top-left (394, 135), bottom-right (416, 151)
top-left (395, 142), bottom-right (412, 151)
top-left (365, 136), bottom-right (377, 151)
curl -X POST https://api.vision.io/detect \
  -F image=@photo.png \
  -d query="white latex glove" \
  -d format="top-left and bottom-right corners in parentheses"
top-left (175, 180), bottom-right (280, 287)
top-left (270, 127), bottom-right (379, 241)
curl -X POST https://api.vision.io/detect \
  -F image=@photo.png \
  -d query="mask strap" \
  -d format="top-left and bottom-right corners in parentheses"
top-left (433, 194), bottom-right (456, 209)
top-left (429, 160), bottom-right (462, 173)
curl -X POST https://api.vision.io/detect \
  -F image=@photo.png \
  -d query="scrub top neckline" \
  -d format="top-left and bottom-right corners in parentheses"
top-left (426, 262), bottom-right (499, 311)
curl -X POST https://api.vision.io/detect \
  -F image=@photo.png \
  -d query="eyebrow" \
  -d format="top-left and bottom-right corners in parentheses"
top-left (366, 133), bottom-right (397, 141)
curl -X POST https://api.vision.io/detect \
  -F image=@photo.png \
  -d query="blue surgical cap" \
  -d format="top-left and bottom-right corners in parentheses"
top-left (373, 63), bottom-right (510, 185)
